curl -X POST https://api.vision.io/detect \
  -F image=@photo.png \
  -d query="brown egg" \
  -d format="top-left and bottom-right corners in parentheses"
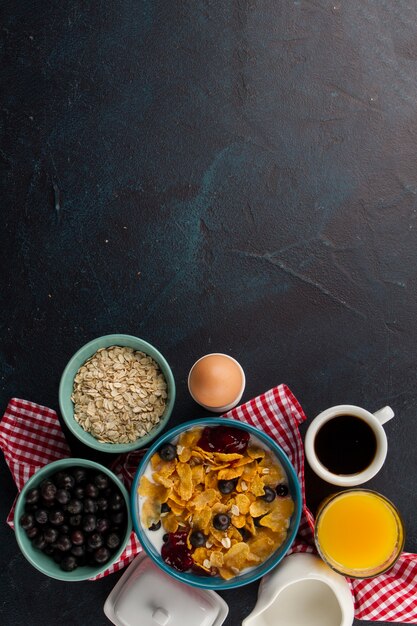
top-left (188, 354), bottom-right (244, 409)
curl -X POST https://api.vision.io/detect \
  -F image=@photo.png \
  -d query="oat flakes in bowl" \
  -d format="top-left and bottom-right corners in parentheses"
top-left (59, 335), bottom-right (176, 453)
top-left (72, 346), bottom-right (167, 444)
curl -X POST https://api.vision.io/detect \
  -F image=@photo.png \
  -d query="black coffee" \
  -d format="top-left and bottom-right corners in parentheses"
top-left (314, 415), bottom-right (377, 475)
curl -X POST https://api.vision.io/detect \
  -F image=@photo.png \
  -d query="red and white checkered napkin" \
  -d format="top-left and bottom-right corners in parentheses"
top-left (0, 398), bottom-right (142, 579)
top-left (1, 391), bottom-right (417, 622)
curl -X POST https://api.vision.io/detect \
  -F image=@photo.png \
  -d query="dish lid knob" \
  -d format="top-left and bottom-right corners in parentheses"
top-left (153, 607), bottom-right (170, 625)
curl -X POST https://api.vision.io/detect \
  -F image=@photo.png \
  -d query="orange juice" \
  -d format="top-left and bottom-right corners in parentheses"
top-left (315, 490), bottom-right (404, 577)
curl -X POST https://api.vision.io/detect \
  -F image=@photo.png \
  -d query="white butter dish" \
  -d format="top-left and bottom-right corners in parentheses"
top-left (104, 551), bottom-right (229, 626)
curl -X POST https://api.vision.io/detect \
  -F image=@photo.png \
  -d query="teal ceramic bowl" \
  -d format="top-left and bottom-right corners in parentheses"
top-left (59, 334), bottom-right (175, 453)
top-left (131, 418), bottom-right (302, 590)
top-left (14, 458), bottom-right (132, 581)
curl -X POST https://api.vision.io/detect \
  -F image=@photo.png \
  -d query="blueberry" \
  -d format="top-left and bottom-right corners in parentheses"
top-left (88, 533), bottom-right (103, 549)
top-left (83, 498), bottom-right (97, 514)
top-left (111, 511), bottom-right (125, 525)
top-left (213, 514), bottom-right (230, 531)
top-left (69, 514), bottom-right (82, 527)
top-left (49, 510), bottom-right (65, 526)
top-left (190, 531), bottom-right (206, 547)
top-left (260, 486), bottom-right (276, 503)
top-left (96, 518), bottom-right (110, 534)
top-left (73, 486), bottom-right (85, 500)
top-left (56, 536), bottom-right (72, 552)
top-left (66, 499), bottom-right (83, 515)
top-left (72, 468), bottom-right (87, 484)
top-left (110, 492), bottom-right (124, 511)
top-left (275, 483), bottom-right (289, 497)
top-left (94, 547), bottom-right (111, 564)
top-left (20, 513), bottom-right (35, 530)
top-left (43, 544), bottom-right (55, 555)
top-left (71, 530), bottom-right (85, 546)
top-left (106, 533), bottom-right (120, 549)
top-left (84, 483), bottom-right (99, 499)
top-left (26, 526), bottom-right (39, 539)
top-left (161, 503), bottom-right (171, 514)
top-left (44, 527), bottom-right (59, 544)
top-left (35, 509), bottom-right (48, 525)
top-left (82, 514), bottom-right (96, 533)
top-left (148, 521), bottom-right (161, 531)
top-left (25, 488), bottom-right (40, 505)
top-left (158, 443), bottom-right (177, 461)
top-left (97, 497), bottom-right (108, 512)
top-left (163, 533), bottom-right (169, 543)
top-left (71, 545), bottom-right (85, 557)
top-left (32, 534), bottom-right (47, 550)
top-left (94, 473), bottom-right (109, 490)
top-left (60, 556), bottom-right (78, 572)
top-left (41, 481), bottom-right (57, 502)
top-left (218, 480), bottom-right (236, 494)
top-left (56, 473), bottom-right (75, 490)
top-left (61, 524), bottom-right (70, 535)
top-left (56, 489), bottom-right (71, 505)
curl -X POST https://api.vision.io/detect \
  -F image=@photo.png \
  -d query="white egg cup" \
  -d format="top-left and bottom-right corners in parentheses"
top-left (187, 353), bottom-right (246, 412)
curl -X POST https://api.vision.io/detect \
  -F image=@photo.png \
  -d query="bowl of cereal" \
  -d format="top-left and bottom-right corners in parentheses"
top-left (59, 335), bottom-right (175, 453)
top-left (131, 418), bottom-right (302, 589)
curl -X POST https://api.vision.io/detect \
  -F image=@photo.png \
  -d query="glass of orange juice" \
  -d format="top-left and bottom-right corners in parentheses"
top-left (315, 490), bottom-right (405, 578)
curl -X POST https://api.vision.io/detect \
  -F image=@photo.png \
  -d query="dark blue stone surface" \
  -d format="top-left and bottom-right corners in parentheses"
top-left (1, 1), bottom-right (417, 624)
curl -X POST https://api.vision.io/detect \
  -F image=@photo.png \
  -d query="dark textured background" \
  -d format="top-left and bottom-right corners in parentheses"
top-left (1, 1), bottom-right (417, 624)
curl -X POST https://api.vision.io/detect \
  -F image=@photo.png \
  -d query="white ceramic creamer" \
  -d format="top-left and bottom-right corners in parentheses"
top-left (242, 553), bottom-right (354, 626)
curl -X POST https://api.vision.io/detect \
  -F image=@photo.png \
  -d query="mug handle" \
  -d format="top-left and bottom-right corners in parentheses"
top-left (373, 406), bottom-right (394, 425)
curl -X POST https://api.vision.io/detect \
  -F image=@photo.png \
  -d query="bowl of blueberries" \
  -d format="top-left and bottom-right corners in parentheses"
top-left (14, 458), bottom-right (132, 581)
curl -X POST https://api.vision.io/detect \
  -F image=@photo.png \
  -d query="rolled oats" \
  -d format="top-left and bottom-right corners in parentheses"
top-left (71, 346), bottom-right (168, 444)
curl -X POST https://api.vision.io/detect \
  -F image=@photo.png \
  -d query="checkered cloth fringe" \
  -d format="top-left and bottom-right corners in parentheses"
top-left (1, 390), bottom-right (416, 621)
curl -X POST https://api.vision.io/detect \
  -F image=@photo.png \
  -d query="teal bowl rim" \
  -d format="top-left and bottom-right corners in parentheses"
top-left (131, 417), bottom-right (302, 589)
top-left (58, 334), bottom-right (176, 453)
top-left (14, 458), bottom-right (132, 581)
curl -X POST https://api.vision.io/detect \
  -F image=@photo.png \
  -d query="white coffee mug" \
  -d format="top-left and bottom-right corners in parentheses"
top-left (305, 404), bottom-right (394, 487)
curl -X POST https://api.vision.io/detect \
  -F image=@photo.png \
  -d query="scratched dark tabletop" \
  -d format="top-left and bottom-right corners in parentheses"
top-left (1, 1), bottom-right (417, 624)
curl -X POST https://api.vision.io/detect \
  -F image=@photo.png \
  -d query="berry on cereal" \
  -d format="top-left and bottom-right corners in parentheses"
top-left (260, 486), bottom-right (276, 502)
top-left (276, 483), bottom-right (289, 497)
top-left (218, 479), bottom-right (237, 494)
top-left (213, 514), bottom-right (231, 531)
top-left (189, 531), bottom-right (206, 547)
top-left (159, 443), bottom-right (177, 461)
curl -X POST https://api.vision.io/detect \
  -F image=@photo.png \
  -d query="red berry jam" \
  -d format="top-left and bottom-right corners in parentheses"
top-left (197, 425), bottom-right (250, 453)
top-left (161, 531), bottom-right (193, 572)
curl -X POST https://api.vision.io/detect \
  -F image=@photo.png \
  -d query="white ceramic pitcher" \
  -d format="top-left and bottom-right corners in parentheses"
top-left (242, 553), bottom-right (354, 626)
